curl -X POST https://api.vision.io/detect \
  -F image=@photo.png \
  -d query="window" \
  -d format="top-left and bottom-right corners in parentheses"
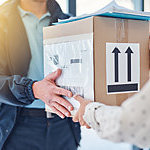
top-left (77, 0), bottom-right (134, 16)
top-left (0, 0), bottom-right (7, 5)
top-left (56, 0), bottom-right (67, 13)
top-left (144, 0), bottom-right (150, 12)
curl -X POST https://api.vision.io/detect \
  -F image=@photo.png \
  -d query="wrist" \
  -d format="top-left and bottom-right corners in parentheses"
top-left (32, 81), bottom-right (39, 99)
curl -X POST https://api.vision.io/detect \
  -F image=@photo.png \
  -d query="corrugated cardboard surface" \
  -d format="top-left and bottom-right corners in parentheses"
top-left (43, 17), bottom-right (93, 39)
top-left (94, 16), bottom-right (149, 106)
top-left (43, 16), bottom-right (149, 106)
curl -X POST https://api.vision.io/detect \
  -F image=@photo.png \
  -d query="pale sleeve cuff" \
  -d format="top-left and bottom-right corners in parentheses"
top-left (83, 102), bottom-right (104, 130)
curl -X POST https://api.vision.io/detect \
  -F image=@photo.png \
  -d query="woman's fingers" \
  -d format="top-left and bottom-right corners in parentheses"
top-left (73, 95), bottom-right (85, 103)
top-left (73, 112), bottom-right (79, 122)
top-left (79, 116), bottom-right (87, 126)
top-left (73, 95), bottom-right (92, 128)
top-left (85, 123), bottom-right (91, 129)
top-left (73, 112), bottom-right (91, 129)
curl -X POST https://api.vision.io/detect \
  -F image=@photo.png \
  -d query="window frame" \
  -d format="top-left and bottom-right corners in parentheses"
top-left (67, 0), bottom-right (76, 16)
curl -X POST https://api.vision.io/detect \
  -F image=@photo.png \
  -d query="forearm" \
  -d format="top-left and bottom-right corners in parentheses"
top-left (83, 103), bottom-right (122, 141)
top-left (83, 80), bottom-right (150, 148)
top-left (0, 75), bottom-right (36, 106)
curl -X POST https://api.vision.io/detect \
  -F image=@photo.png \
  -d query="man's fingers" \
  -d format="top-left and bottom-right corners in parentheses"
top-left (51, 102), bottom-right (71, 117)
top-left (53, 96), bottom-right (74, 111)
top-left (45, 69), bottom-right (62, 81)
top-left (54, 87), bottom-right (72, 98)
top-left (50, 106), bottom-right (65, 119)
top-left (73, 95), bottom-right (84, 103)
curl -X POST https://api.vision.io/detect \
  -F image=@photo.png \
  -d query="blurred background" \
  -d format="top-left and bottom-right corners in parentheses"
top-left (0, 0), bottom-right (149, 150)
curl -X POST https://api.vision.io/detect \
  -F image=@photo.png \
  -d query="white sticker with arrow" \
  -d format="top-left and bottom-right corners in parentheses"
top-left (106, 43), bottom-right (140, 94)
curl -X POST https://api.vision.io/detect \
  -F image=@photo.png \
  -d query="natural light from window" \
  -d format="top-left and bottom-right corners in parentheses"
top-left (77, 0), bottom-right (134, 15)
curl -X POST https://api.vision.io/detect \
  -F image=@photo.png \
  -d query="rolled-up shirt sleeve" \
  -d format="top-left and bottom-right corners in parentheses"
top-left (83, 80), bottom-right (150, 148)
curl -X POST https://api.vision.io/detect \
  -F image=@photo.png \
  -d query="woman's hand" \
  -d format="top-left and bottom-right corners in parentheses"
top-left (73, 95), bottom-right (92, 129)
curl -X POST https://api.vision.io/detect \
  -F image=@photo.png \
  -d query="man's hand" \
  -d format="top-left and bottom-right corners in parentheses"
top-left (32, 69), bottom-right (73, 118)
top-left (73, 95), bottom-right (92, 129)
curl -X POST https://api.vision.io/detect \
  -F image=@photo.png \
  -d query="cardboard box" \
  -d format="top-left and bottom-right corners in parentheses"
top-left (43, 16), bottom-right (149, 106)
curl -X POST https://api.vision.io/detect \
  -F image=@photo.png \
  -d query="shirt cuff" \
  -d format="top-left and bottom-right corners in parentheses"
top-left (83, 102), bottom-right (104, 130)
top-left (25, 80), bottom-right (37, 103)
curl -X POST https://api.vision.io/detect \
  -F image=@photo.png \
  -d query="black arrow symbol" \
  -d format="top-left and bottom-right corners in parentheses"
top-left (112, 47), bottom-right (121, 82)
top-left (125, 47), bottom-right (133, 82)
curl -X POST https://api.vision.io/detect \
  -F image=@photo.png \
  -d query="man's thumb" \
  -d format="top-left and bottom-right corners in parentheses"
top-left (45, 69), bottom-right (62, 81)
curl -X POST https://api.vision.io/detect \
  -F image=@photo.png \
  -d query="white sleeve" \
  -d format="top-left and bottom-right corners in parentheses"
top-left (83, 80), bottom-right (150, 148)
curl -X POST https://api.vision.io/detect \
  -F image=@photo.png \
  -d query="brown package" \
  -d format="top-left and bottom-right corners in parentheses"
top-left (43, 16), bottom-right (149, 106)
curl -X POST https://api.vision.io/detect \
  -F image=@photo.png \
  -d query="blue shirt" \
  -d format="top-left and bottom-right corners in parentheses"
top-left (18, 6), bottom-right (50, 108)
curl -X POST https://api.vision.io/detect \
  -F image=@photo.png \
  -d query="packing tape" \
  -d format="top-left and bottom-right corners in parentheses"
top-left (115, 19), bottom-right (129, 105)
top-left (115, 19), bottom-right (128, 43)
